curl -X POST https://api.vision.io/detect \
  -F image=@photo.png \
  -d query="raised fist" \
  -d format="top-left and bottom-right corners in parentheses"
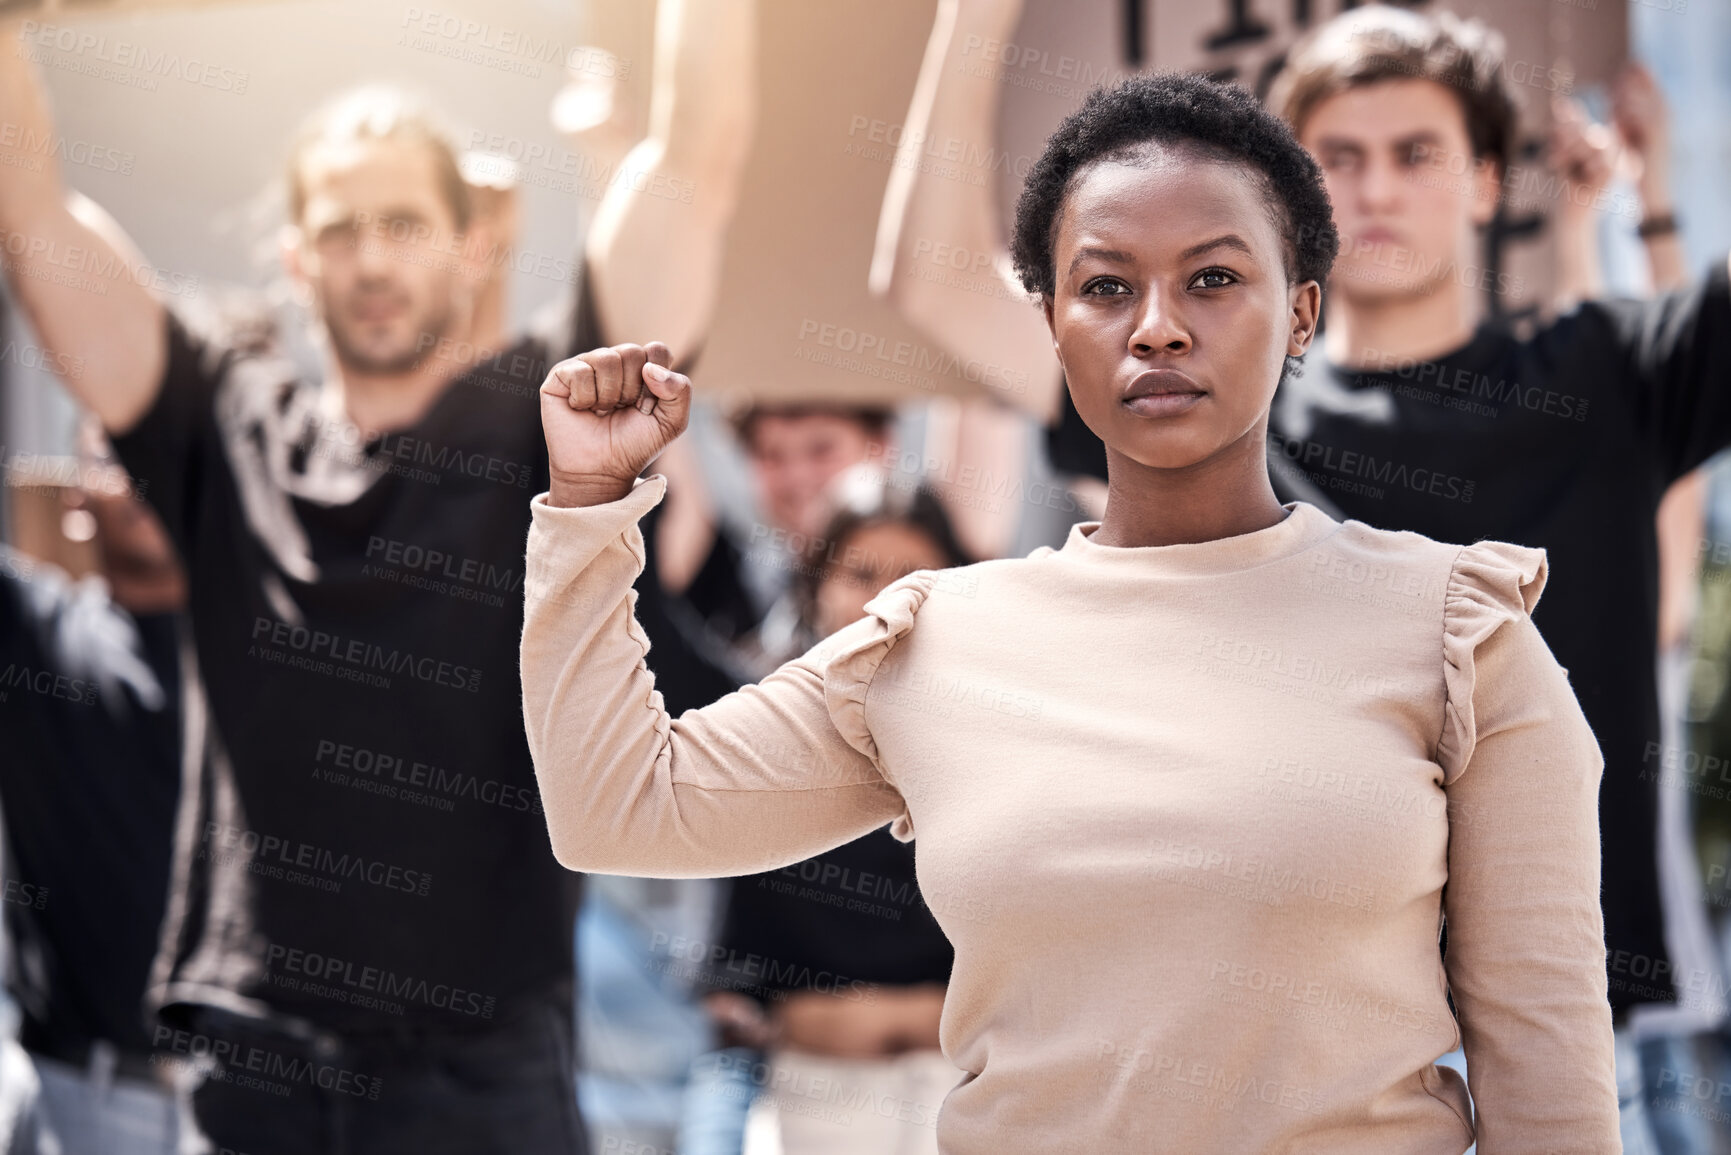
top-left (538, 340), bottom-right (692, 507)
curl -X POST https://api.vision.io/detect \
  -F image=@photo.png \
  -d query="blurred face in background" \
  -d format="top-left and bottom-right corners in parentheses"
top-left (746, 413), bottom-right (889, 538)
top-left (287, 138), bottom-right (478, 376)
top-left (813, 520), bottom-right (948, 637)
top-left (1298, 79), bottom-right (1499, 306)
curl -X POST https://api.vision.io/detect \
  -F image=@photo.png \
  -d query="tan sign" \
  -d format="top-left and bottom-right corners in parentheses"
top-left (698, 0), bottom-right (991, 407)
top-left (0, 0), bottom-right (273, 14)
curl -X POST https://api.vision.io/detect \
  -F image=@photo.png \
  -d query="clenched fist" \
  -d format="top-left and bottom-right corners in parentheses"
top-left (539, 341), bottom-right (692, 507)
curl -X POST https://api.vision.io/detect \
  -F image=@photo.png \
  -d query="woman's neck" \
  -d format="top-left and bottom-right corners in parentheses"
top-left (1090, 439), bottom-right (1289, 549)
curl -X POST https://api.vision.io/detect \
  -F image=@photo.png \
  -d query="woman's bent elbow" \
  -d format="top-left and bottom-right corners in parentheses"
top-left (543, 815), bottom-right (616, 874)
top-left (547, 832), bottom-right (590, 873)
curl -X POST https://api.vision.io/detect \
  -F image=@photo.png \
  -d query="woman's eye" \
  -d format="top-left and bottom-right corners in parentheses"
top-left (1080, 277), bottom-right (1129, 296)
top-left (1191, 268), bottom-right (1235, 290)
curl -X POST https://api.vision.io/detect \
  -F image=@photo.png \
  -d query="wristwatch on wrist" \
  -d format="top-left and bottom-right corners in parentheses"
top-left (1637, 211), bottom-right (1679, 239)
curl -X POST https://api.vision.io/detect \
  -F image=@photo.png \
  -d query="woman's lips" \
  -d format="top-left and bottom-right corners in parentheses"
top-left (1122, 368), bottom-right (1206, 418)
top-left (1123, 391), bottom-right (1205, 418)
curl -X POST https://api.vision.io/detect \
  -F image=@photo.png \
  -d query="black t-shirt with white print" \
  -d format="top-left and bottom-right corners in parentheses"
top-left (111, 295), bottom-right (588, 1034)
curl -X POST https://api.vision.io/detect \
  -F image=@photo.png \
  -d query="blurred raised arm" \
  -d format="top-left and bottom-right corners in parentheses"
top-left (0, 22), bottom-right (163, 433)
top-left (1613, 62), bottom-right (1687, 294)
top-left (583, 0), bottom-right (757, 362)
top-left (869, 0), bottom-right (1061, 426)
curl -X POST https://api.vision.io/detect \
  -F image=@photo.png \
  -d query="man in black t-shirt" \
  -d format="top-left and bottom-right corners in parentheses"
top-left (3, 82), bottom-right (590, 1151)
top-left (0, 65), bottom-right (545, 1155)
top-left (0, 1), bottom-right (760, 1144)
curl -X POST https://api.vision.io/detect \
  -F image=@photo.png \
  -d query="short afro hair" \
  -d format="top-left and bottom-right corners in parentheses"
top-left (1011, 72), bottom-right (1339, 301)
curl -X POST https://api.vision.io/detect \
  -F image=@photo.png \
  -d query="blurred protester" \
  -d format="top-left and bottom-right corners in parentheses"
top-left (789, 467), bottom-right (971, 657)
top-left (0, 429), bottom-right (186, 1154)
top-left (0, 0), bottom-right (754, 1140)
top-left (873, 4), bottom-right (1731, 1148)
top-left (652, 403), bottom-right (896, 676)
top-left (1559, 65), bottom-right (1728, 1155)
top-left (680, 471), bottom-right (962, 1155)
top-left (0, 76), bottom-right (584, 1148)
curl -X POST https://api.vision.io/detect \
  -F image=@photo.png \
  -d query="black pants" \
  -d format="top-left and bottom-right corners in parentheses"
top-left (176, 998), bottom-right (587, 1155)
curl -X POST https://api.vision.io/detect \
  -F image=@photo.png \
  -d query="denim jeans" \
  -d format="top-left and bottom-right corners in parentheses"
top-left (677, 1047), bottom-right (762, 1155)
top-left (1638, 1027), bottom-right (1731, 1154)
top-left (32, 1049), bottom-right (183, 1155)
top-left (1617, 1028), bottom-right (1663, 1155)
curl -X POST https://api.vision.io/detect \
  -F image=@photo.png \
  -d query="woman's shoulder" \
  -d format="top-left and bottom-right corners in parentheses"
top-left (1323, 516), bottom-right (1548, 611)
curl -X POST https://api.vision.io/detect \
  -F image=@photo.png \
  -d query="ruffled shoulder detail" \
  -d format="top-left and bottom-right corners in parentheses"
top-left (820, 570), bottom-right (939, 841)
top-left (1437, 540), bottom-right (1549, 784)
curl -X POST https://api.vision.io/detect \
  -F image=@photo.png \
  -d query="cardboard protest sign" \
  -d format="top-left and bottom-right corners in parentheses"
top-left (702, 0), bottom-right (1624, 405)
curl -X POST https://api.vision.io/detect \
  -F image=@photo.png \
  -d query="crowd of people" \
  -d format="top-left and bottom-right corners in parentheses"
top-left (0, 1), bottom-right (1726, 1153)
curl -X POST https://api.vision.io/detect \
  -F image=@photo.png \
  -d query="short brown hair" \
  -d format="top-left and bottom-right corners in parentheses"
top-left (1267, 5), bottom-right (1519, 175)
top-left (286, 86), bottom-right (471, 231)
top-left (727, 403), bottom-right (895, 455)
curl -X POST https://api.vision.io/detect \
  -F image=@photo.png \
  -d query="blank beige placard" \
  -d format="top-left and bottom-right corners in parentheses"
top-left (696, 0), bottom-right (1024, 408)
